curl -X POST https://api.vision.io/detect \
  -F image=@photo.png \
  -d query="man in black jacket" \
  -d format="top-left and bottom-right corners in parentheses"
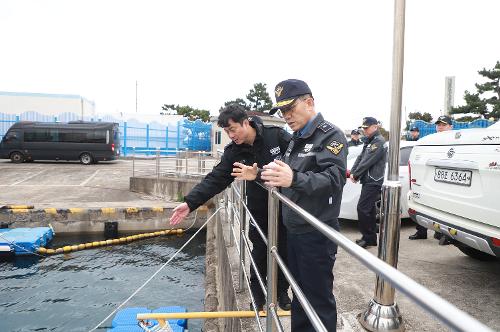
top-left (348, 129), bottom-right (362, 147)
top-left (170, 104), bottom-right (292, 311)
top-left (261, 79), bottom-right (347, 332)
top-left (350, 117), bottom-right (387, 248)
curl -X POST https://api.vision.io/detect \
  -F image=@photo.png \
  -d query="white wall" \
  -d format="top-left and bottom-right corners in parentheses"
top-left (0, 92), bottom-right (96, 119)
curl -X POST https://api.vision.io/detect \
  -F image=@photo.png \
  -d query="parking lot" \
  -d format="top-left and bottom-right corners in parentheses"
top-left (0, 159), bottom-right (166, 207)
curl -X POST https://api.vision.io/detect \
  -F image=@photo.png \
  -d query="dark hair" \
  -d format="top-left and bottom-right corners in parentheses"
top-left (217, 103), bottom-right (248, 127)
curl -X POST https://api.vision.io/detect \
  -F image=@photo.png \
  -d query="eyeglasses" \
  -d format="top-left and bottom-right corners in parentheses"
top-left (276, 99), bottom-right (300, 119)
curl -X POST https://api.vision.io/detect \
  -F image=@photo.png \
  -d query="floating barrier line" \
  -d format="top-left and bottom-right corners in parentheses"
top-left (0, 205), bottom-right (34, 210)
top-left (137, 310), bottom-right (291, 327)
top-left (88, 206), bottom-right (222, 332)
top-left (37, 229), bottom-right (184, 256)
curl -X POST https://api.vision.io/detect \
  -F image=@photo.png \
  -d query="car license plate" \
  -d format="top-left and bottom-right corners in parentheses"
top-left (434, 168), bottom-right (472, 186)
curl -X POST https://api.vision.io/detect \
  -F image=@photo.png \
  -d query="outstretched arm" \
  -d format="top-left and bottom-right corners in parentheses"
top-left (170, 202), bottom-right (190, 225)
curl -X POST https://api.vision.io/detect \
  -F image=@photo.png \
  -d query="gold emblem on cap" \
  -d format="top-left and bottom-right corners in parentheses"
top-left (275, 86), bottom-right (284, 97)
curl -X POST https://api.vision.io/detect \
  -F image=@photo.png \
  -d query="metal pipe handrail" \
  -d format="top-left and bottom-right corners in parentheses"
top-left (240, 227), bottom-right (268, 300)
top-left (272, 190), bottom-right (493, 332)
top-left (227, 218), bottom-right (265, 332)
top-left (271, 247), bottom-right (327, 332)
top-left (241, 202), bottom-right (268, 245)
top-left (228, 182), bottom-right (332, 331)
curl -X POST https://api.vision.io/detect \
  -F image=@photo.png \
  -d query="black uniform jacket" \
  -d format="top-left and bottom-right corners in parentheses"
top-left (350, 130), bottom-right (387, 185)
top-left (184, 117), bottom-right (291, 215)
top-left (281, 113), bottom-right (348, 234)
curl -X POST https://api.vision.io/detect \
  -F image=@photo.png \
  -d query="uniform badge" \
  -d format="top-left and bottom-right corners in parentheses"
top-left (275, 86), bottom-right (284, 97)
top-left (303, 144), bottom-right (314, 153)
top-left (371, 144), bottom-right (378, 151)
top-left (270, 146), bottom-right (281, 155)
top-left (326, 140), bottom-right (344, 155)
top-left (318, 121), bottom-right (333, 132)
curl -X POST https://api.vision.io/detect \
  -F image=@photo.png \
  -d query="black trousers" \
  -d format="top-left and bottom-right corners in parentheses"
top-left (287, 224), bottom-right (338, 332)
top-left (415, 223), bottom-right (427, 234)
top-left (357, 184), bottom-right (381, 243)
top-left (248, 211), bottom-right (289, 303)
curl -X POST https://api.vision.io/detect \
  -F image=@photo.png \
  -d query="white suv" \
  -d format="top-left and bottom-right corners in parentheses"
top-left (407, 122), bottom-right (500, 260)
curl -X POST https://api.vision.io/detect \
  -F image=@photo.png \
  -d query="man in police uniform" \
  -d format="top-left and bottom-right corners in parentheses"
top-left (408, 126), bottom-right (420, 141)
top-left (348, 129), bottom-right (362, 147)
top-left (409, 115), bottom-right (453, 241)
top-left (261, 79), bottom-right (347, 331)
top-left (170, 103), bottom-right (292, 311)
top-left (350, 117), bottom-right (387, 248)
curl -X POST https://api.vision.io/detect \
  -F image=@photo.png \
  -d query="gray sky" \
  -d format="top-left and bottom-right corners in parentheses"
top-left (1, 0), bottom-right (499, 130)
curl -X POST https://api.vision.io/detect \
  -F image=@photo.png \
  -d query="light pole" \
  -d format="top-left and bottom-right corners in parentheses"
top-left (360, 0), bottom-right (406, 331)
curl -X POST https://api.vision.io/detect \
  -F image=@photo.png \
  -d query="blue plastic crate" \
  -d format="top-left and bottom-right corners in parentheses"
top-left (0, 227), bottom-right (54, 255)
top-left (153, 306), bottom-right (188, 328)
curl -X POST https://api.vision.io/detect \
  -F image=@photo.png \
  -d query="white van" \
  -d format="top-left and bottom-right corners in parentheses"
top-left (407, 122), bottom-right (500, 260)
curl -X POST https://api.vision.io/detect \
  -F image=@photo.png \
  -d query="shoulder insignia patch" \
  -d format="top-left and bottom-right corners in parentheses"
top-left (318, 121), bottom-right (333, 133)
top-left (326, 140), bottom-right (344, 155)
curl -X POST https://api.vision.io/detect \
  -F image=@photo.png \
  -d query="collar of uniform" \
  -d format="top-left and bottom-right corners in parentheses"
top-left (295, 113), bottom-right (323, 139)
top-left (366, 130), bottom-right (380, 143)
top-left (249, 118), bottom-right (264, 144)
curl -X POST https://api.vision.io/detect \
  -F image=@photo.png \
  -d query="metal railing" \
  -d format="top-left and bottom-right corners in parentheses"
top-left (130, 148), bottom-right (218, 178)
top-left (218, 180), bottom-right (494, 332)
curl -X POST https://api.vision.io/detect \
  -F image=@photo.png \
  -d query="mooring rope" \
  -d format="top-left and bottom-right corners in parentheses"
top-left (88, 207), bottom-right (222, 332)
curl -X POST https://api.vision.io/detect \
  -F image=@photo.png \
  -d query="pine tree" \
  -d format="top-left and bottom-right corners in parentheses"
top-left (161, 104), bottom-right (210, 122)
top-left (246, 83), bottom-right (273, 113)
top-left (451, 61), bottom-right (500, 120)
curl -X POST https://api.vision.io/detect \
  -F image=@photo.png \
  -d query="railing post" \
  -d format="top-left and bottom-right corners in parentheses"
top-left (201, 152), bottom-right (206, 173)
top-left (360, 0), bottom-right (406, 331)
top-left (266, 188), bottom-right (279, 332)
top-left (156, 148), bottom-right (160, 181)
top-left (175, 150), bottom-right (182, 174)
top-left (197, 152), bottom-right (202, 173)
top-left (146, 124), bottom-right (150, 155)
top-left (123, 121), bottom-right (128, 157)
top-left (229, 184), bottom-right (235, 247)
top-left (238, 181), bottom-right (247, 291)
top-left (165, 126), bottom-right (169, 151)
top-left (185, 149), bottom-right (188, 174)
top-left (132, 147), bottom-right (136, 177)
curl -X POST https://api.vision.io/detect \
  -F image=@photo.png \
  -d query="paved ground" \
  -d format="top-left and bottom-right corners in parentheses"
top-left (335, 219), bottom-right (500, 331)
top-left (0, 159), bottom-right (168, 207)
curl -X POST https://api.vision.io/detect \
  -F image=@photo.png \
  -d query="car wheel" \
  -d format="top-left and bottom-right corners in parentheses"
top-left (79, 153), bottom-right (93, 165)
top-left (10, 152), bottom-right (24, 163)
top-left (456, 244), bottom-right (497, 261)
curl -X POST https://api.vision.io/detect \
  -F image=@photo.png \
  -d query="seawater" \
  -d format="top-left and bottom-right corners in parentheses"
top-left (0, 232), bottom-right (206, 332)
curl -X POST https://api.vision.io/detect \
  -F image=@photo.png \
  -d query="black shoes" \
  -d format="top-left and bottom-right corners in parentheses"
top-left (356, 239), bottom-right (377, 248)
top-left (278, 292), bottom-right (292, 311)
top-left (409, 232), bottom-right (427, 240)
top-left (251, 293), bottom-right (291, 311)
top-left (438, 236), bottom-right (453, 246)
top-left (251, 299), bottom-right (264, 312)
top-left (434, 232), bottom-right (443, 240)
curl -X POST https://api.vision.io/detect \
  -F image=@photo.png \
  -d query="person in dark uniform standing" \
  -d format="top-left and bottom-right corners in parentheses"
top-left (261, 79), bottom-right (348, 331)
top-left (348, 129), bottom-right (362, 147)
top-left (350, 117), bottom-right (387, 248)
top-left (408, 126), bottom-right (420, 141)
top-left (169, 103), bottom-right (292, 311)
